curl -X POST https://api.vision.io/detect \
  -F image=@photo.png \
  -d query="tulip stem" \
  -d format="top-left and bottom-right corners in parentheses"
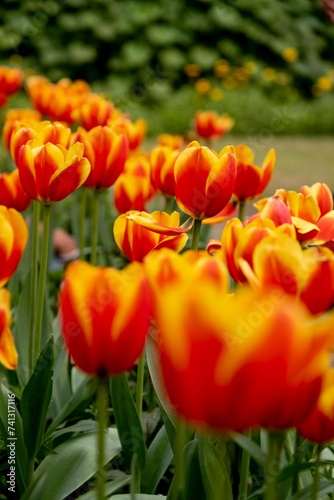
top-left (135, 351), bottom-right (145, 420)
top-left (192, 218), bottom-right (202, 250)
top-left (238, 431), bottom-right (251, 499)
top-left (165, 196), bottom-right (173, 214)
top-left (292, 432), bottom-right (304, 493)
top-left (174, 418), bottom-right (186, 499)
top-left (33, 203), bottom-right (51, 366)
top-left (238, 201), bottom-right (246, 222)
top-left (96, 377), bottom-right (109, 500)
top-left (79, 188), bottom-right (87, 259)
top-left (91, 189), bottom-right (101, 265)
top-left (311, 444), bottom-right (321, 500)
top-left (29, 201), bottom-right (40, 373)
top-left (264, 431), bottom-right (283, 500)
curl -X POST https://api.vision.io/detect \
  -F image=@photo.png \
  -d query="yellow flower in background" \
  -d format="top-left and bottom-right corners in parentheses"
top-left (282, 47), bottom-right (299, 63)
top-left (195, 78), bottom-right (211, 94)
top-left (243, 61), bottom-right (258, 74)
top-left (233, 67), bottom-right (250, 82)
top-left (222, 76), bottom-right (238, 89)
top-left (262, 68), bottom-right (277, 81)
top-left (317, 76), bottom-right (333, 92)
top-left (184, 64), bottom-right (201, 78)
top-left (214, 59), bottom-right (230, 78)
top-left (209, 88), bottom-right (224, 101)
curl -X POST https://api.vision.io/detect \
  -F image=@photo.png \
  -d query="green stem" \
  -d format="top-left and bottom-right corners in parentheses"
top-left (238, 431), bottom-right (251, 500)
top-left (91, 189), bottom-right (101, 265)
top-left (174, 419), bottom-right (186, 499)
top-left (27, 456), bottom-right (35, 489)
top-left (238, 201), bottom-right (246, 223)
top-left (264, 431), bottom-right (283, 500)
top-left (135, 351), bottom-right (145, 421)
top-left (79, 188), bottom-right (87, 259)
top-left (191, 218), bottom-right (202, 250)
top-left (96, 378), bottom-right (109, 500)
top-left (292, 432), bottom-right (304, 494)
top-left (29, 201), bottom-right (40, 374)
top-left (33, 203), bottom-right (51, 367)
top-left (311, 445), bottom-right (321, 500)
top-left (165, 196), bottom-right (173, 214)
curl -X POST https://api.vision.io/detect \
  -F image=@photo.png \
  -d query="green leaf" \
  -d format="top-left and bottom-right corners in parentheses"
top-left (183, 440), bottom-right (207, 500)
top-left (20, 336), bottom-right (54, 461)
top-left (231, 432), bottom-right (266, 467)
top-left (44, 377), bottom-right (97, 440)
top-left (293, 478), bottom-right (334, 499)
top-left (0, 384), bottom-right (28, 493)
top-left (141, 425), bottom-right (173, 493)
top-left (110, 373), bottom-right (146, 472)
top-left (44, 419), bottom-right (97, 446)
top-left (23, 429), bottom-right (121, 500)
top-left (198, 436), bottom-right (233, 500)
top-left (77, 475), bottom-right (131, 499)
top-left (111, 496), bottom-right (166, 500)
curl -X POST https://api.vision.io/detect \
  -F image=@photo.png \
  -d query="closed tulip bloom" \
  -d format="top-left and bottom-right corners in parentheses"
top-left (0, 169), bottom-right (31, 211)
top-left (2, 108), bottom-right (41, 150)
top-left (72, 94), bottom-right (114, 130)
top-left (233, 145), bottom-right (275, 201)
top-left (114, 154), bottom-right (155, 213)
top-left (158, 134), bottom-right (184, 150)
top-left (174, 141), bottom-right (237, 220)
top-left (16, 140), bottom-right (91, 204)
top-left (59, 261), bottom-right (151, 377)
top-left (146, 267), bottom-right (334, 431)
top-left (0, 66), bottom-right (23, 96)
top-left (114, 211), bottom-right (189, 262)
top-left (0, 206), bottom-right (28, 287)
top-left (109, 115), bottom-right (146, 151)
top-left (194, 110), bottom-right (234, 140)
top-left (72, 126), bottom-right (128, 189)
top-left (0, 289), bottom-right (18, 370)
top-left (150, 145), bottom-right (180, 197)
top-left (300, 182), bottom-right (333, 217)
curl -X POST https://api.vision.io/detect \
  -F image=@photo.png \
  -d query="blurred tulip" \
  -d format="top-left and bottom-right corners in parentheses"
top-left (114, 154), bottom-right (155, 213)
top-left (300, 182), bottom-right (333, 217)
top-left (174, 141), bottom-right (236, 220)
top-left (72, 94), bottom-right (114, 130)
top-left (71, 126), bottom-right (128, 189)
top-left (0, 169), bottom-right (31, 211)
top-left (109, 115), bottom-right (146, 151)
top-left (233, 145), bottom-right (275, 202)
top-left (158, 134), bottom-right (184, 150)
top-left (114, 210), bottom-right (190, 262)
top-left (59, 260), bottom-right (150, 377)
top-left (0, 66), bottom-right (23, 96)
top-left (0, 289), bottom-right (18, 370)
top-left (0, 205), bottom-right (28, 287)
top-left (146, 263), bottom-right (334, 431)
top-left (150, 145), bottom-right (180, 197)
top-left (194, 110), bottom-right (234, 140)
top-left (16, 140), bottom-right (91, 204)
top-left (2, 108), bottom-right (41, 150)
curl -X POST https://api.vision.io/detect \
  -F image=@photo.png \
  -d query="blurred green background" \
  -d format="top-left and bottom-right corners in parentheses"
top-left (1, 0), bottom-right (334, 136)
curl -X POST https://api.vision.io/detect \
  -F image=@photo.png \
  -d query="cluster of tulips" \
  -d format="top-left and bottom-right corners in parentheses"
top-left (1, 65), bottom-right (334, 499)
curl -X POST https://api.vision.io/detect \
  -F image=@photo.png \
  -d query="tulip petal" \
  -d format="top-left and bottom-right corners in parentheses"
top-left (127, 211), bottom-right (194, 235)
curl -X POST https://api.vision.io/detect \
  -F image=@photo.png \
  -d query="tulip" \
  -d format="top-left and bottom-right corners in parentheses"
top-left (300, 182), bottom-right (333, 217)
top-left (114, 154), bottom-right (155, 213)
top-left (0, 169), bottom-right (31, 212)
top-left (71, 94), bottom-right (114, 130)
top-left (71, 126), bottom-right (128, 190)
top-left (16, 140), bottom-right (91, 204)
top-left (145, 256), bottom-right (334, 431)
top-left (150, 145), bottom-right (180, 197)
top-left (0, 205), bottom-right (28, 287)
top-left (233, 145), bottom-right (275, 202)
top-left (114, 210), bottom-right (190, 262)
top-left (0, 289), bottom-right (18, 370)
top-left (194, 110), bottom-right (234, 140)
top-left (2, 108), bottom-right (41, 150)
top-left (158, 134), bottom-right (184, 150)
top-left (59, 260), bottom-right (151, 376)
top-left (174, 141), bottom-right (237, 220)
top-left (109, 115), bottom-right (146, 151)
top-left (0, 66), bottom-right (23, 96)
top-left (300, 247), bottom-right (334, 314)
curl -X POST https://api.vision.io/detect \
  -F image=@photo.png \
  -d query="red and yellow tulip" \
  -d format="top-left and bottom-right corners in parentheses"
top-left (2, 108), bottom-right (41, 150)
top-left (194, 110), bottom-right (234, 140)
top-left (71, 126), bottom-right (128, 189)
top-left (233, 145), bottom-right (275, 202)
top-left (0, 169), bottom-right (31, 212)
top-left (0, 206), bottom-right (28, 287)
top-left (109, 115), bottom-right (146, 151)
top-left (0, 289), bottom-right (18, 370)
top-left (150, 145), bottom-right (180, 197)
top-left (59, 261), bottom-right (150, 377)
top-left (174, 141), bottom-right (237, 220)
top-left (114, 210), bottom-right (190, 262)
top-left (16, 140), bottom-right (91, 204)
top-left (71, 94), bottom-right (114, 130)
top-left (0, 66), bottom-right (23, 97)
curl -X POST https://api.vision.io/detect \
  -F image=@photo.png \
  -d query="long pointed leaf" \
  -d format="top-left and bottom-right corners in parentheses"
top-left (141, 425), bottom-right (173, 494)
